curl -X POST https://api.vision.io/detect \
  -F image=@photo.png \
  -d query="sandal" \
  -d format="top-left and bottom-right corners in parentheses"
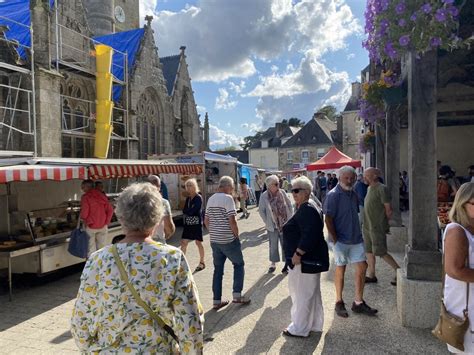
top-left (212, 301), bottom-right (229, 310)
top-left (232, 296), bottom-right (251, 305)
top-left (194, 262), bottom-right (206, 272)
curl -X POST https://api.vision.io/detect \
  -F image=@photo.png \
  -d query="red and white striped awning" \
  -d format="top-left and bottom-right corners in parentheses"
top-left (0, 165), bottom-right (86, 184)
top-left (88, 163), bottom-right (203, 179)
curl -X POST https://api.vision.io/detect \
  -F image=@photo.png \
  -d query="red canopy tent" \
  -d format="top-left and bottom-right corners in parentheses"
top-left (306, 147), bottom-right (361, 171)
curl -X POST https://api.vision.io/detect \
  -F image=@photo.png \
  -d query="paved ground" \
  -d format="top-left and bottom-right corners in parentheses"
top-left (0, 206), bottom-right (447, 354)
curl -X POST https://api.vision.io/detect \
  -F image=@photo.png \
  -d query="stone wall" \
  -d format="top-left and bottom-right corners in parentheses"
top-left (341, 110), bottom-right (364, 160)
top-left (249, 148), bottom-right (279, 170)
top-left (172, 51), bottom-right (202, 152)
top-left (279, 144), bottom-right (331, 172)
top-left (114, 0), bottom-right (140, 33)
top-left (129, 25), bottom-right (173, 155)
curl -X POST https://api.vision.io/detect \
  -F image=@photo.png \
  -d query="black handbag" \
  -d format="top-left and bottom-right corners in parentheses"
top-left (184, 215), bottom-right (200, 226)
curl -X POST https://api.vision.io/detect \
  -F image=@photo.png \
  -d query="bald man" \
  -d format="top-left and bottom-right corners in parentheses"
top-left (363, 168), bottom-right (400, 286)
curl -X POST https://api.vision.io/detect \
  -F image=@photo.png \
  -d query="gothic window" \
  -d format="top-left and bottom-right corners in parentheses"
top-left (137, 88), bottom-right (160, 159)
top-left (60, 74), bottom-right (94, 158)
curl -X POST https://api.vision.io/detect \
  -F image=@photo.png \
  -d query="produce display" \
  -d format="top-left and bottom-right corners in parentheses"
top-left (437, 202), bottom-right (452, 227)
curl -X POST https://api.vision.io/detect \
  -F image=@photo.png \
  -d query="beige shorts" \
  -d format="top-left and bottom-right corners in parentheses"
top-left (364, 229), bottom-right (387, 256)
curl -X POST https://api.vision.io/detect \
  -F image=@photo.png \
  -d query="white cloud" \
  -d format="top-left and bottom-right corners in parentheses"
top-left (209, 124), bottom-right (243, 149)
top-left (271, 65), bottom-right (279, 73)
top-left (196, 105), bottom-right (207, 114)
top-left (246, 50), bottom-right (345, 98)
top-left (215, 88), bottom-right (237, 110)
top-left (346, 53), bottom-right (355, 60)
top-left (241, 122), bottom-right (262, 132)
top-left (150, 0), bottom-right (360, 82)
top-left (229, 80), bottom-right (246, 94)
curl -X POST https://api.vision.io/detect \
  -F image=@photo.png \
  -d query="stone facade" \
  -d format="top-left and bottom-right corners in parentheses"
top-left (340, 82), bottom-right (364, 160)
top-left (0, 0), bottom-right (207, 159)
top-left (279, 145), bottom-right (330, 172)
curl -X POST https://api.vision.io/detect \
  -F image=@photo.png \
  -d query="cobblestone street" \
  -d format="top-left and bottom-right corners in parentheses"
top-left (0, 207), bottom-right (446, 354)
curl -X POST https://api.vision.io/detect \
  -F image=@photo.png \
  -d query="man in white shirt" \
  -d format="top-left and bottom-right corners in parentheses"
top-left (205, 176), bottom-right (250, 310)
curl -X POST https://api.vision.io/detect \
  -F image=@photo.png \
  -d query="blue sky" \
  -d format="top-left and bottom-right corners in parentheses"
top-left (141, 0), bottom-right (369, 149)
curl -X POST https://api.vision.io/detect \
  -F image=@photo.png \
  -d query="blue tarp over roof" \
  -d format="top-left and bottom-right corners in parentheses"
top-left (0, 0), bottom-right (54, 60)
top-left (94, 28), bottom-right (145, 102)
top-left (160, 55), bottom-right (180, 96)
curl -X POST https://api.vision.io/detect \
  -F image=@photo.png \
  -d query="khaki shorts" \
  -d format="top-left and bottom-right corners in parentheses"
top-left (364, 229), bottom-right (387, 256)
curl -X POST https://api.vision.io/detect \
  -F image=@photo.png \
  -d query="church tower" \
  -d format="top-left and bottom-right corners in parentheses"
top-left (83, 0), bottom-right (140, 36)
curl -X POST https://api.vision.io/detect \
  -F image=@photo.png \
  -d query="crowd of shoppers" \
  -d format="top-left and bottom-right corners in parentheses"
top-left (74, 160), bottom-right (440, 351)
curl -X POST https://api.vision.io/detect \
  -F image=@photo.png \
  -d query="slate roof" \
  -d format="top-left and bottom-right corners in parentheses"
top-left (214, 150), bottom-right (249, 164)
top-left (250, 125), bottom-right (298, 149)
top-left (343, 96), bottom-right (359, 112)
top-left (160, 55), bottom-right (181, 96)
top-left (281, 117), bottom-right (334, 147)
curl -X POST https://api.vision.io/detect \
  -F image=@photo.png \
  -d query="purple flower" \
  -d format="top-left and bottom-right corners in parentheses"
top-left (430, 37), bottom-right (442, 47)
top-left (381, 0), bottom-right (390, 11)
top-left (384, 42), bottom-right (398, 59)
top-left (421, 3), bottom-right (432, 14)
top-left (395, 2), bottom-right (406, 15)
top-left (447, 5), bottom-right (459, 17)
top-left (399, 35), bottom-right (410, 46)
top-left (435, 8), bottom-right (447, 22)
top-left (380, 19), bottom-right (390, 30)
top-left (398, 19), bottom-right (406, 27)
top-left (410, 12), bottom-right (417, 21)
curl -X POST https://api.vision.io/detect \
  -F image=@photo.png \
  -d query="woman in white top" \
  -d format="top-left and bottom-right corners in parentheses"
top-left (443, 182), bottom-right (474, 353)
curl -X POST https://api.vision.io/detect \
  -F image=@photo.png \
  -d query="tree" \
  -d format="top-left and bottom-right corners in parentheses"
top-left (288, 117), bottom-right (305, 127)
top-left (240, 131), bottom-right (263, 151)
top-left (220, 145), bottom-right (239, 151)
top-left (316, 105), bottom-right (338, 122)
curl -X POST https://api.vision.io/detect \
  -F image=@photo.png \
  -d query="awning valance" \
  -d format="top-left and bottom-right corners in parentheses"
top-left (88, 163), bottom-right (202, 179)
top-left (0, 165), bottom-right (86, 184)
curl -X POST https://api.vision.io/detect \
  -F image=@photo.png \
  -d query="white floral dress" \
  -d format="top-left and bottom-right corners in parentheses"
top-left (71, 242), bottom-right (204, 354)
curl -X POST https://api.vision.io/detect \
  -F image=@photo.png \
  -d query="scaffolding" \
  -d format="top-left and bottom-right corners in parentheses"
top-left (0, 13), bottom-right (37, 156)
top-left (52, 0), bottom-right (130, 158)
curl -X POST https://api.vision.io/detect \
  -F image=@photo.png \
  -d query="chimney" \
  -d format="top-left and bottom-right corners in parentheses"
top-left (351, 82), bottom-right (361, 99)
top-left (275, 122), bottom-right (285, 138)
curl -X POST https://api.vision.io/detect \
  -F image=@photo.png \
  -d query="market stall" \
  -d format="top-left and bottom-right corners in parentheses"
top-left (0, 158), bottom-right (203, 299)
top-left (149, 152), bottom-right (238, 208)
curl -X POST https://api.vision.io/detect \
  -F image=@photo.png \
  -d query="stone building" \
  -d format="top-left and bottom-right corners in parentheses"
top-left (0, 0), bottom-right (208, 159)
top-left (278, 113), bottom-right (336, 172)
top-left (340, 82), bottom-right (364, 161)
top-left (248, 123), bottom-right (300, 171)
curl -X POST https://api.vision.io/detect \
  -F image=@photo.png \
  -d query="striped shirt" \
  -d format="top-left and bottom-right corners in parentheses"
top-left (206, 192), bottom-right (237, 244)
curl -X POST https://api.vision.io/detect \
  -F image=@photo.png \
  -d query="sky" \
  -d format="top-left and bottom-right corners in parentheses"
top-left (139, 0), bottom-right (369, 150)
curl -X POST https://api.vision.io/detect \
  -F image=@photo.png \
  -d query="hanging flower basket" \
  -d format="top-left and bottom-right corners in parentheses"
top-left (363, 0), bottom-right (462, 64)
top-left (359, 131), bottom-right (376, 153)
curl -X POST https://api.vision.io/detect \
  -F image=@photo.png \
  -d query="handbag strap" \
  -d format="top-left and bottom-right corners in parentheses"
top-left (111, 245), bottom-right (179, 343)
top-left (442, 228), bottom-right (470, 315)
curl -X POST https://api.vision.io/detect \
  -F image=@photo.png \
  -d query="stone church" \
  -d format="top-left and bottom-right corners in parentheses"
top-left (0, 0), bottom-right (209, 159)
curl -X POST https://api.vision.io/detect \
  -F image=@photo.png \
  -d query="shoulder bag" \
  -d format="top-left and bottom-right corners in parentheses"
top-left (432, 238), bottom-right (470, 351)
top-left (183, 198), bottom-right (201, 226)
top-left (68, 219), bottom-right (89, 259)
top-left (111, 245), bottom-right (179, 345)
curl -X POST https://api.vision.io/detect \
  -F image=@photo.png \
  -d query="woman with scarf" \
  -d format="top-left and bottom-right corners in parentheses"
top-left (259, 175), bottom-right (294, 273)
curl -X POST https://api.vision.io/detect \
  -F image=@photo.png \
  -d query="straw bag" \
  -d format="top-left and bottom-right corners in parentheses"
top-left (432, 248), bottom-right (470, 351)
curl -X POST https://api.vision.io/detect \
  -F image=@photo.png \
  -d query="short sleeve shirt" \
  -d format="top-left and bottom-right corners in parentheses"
top-left (363, 183), bottom-right (390, 233)
top-left (205, 192), bottom-right (237, 244)
top-left (323, 184), bottom-right (362, 244)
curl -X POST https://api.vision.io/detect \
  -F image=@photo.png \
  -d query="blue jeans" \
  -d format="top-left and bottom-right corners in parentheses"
top-left (211, 238), bottom-right (245, 303)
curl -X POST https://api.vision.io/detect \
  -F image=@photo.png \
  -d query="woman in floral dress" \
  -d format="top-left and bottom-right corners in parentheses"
top-left (71, 182), bottom-right (204, 354)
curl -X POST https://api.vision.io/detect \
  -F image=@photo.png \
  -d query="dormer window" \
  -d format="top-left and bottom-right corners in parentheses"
top-left (261, 140), bottom-right (269, 148)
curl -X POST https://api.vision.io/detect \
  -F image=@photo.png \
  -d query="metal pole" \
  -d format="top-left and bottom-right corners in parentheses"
top-left (30, 20), bottom-right (37, 157)
top-left (8, 255), bottom-right (12, 301)
top-left (55, 0), bottom-right (60, 72)
top-left (6, 183), bottom-right (11, 236)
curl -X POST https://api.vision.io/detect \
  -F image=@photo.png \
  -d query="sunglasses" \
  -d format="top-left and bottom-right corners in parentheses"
top-left (291, 188), bottom-right (305, 194)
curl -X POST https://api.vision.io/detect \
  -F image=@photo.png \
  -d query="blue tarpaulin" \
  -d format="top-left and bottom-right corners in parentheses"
top-left (0, 0), bottom-right (54, 60)
top-left (93, 28), bottom-right (145, 102)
